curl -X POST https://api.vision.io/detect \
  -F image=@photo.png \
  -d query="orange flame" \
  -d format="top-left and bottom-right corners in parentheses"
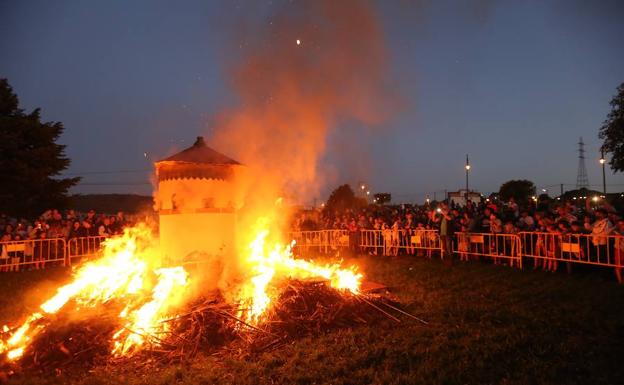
top-left (0, 225), bottom-right (189, 360)
top-left (112, 266), bottom-right (188, 355)
top-left (237, 223), bottom-right (362, 323)
top-left (1, 221), bottom-right (362, 361)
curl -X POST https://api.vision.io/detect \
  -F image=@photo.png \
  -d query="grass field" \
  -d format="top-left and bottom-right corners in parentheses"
top-left (1, 256), bottom-right (623, 385)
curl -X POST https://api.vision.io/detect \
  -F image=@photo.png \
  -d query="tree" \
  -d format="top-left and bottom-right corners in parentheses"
top-left (599, 82), bottom-right (624, 172)
top-left (324, 184), bottom-right (362, 214)
top-left (0, 79), bottom-right (79, 218)
top-left (498, 180), bottom-right (535, 203)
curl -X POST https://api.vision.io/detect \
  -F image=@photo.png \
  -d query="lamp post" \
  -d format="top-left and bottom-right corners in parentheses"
top-left (600, 150), bottom-right (606, 196)
top-left (465, 154), bottom-right (471, 195)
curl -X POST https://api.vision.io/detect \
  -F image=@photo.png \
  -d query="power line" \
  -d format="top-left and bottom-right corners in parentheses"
top-left (63, 169), bottom-right (151, 176)
top-left (76, 182), bottom-right (151, 186)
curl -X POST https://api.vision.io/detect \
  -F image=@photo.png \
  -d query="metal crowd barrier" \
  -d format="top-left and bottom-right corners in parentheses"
top-left (359, 229), bottom-right (384, 254)
top-left (0, 238), bottom-right (66, 271)
top-left (453, 232), bottom-right (523, 268)
top-left (288, 229), bottom-right (442, 256)
top-left (359, 229), bottom-right (442, 256)
top-left (66, 236), bottom-right (107, 265)
top-left (518, 232), bottom-right (624, 269)
top-left (289, 230), bottom-right (349, 253)
top-left (2, 232), bottom-right (622, 281)
top-left (328, 230), bottom-right (351, 250)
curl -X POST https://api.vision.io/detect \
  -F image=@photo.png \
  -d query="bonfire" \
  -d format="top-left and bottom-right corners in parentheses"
top-left (0, 223), bottom-right (423, 376)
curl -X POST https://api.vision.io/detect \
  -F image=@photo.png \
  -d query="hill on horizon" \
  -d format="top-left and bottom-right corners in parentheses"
top-left (69, 194), bottom-right (154, 215)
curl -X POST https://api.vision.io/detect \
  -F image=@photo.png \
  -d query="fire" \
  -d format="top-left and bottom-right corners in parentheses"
top-left (237, 224), bottom-right (362, 323)
top-left (1, 313), bottom-right (43, 361)
top-left (1, 220), bottom-right (362, 363)
top-left (0, 225), bottom-right (189, 360)
top-left (112, 266), bottom-right (188, 355)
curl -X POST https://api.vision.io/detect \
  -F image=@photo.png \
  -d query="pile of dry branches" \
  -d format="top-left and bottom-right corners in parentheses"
top-left (0, 302), bottom-right (124, 376)
top-left (147, 279), bottom-right (424, 359)
top-left (1, 280), bottom-right (424, 376)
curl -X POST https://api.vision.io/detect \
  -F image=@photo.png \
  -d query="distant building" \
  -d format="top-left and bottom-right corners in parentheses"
top-left (448, 189), bottom-right (482, 207)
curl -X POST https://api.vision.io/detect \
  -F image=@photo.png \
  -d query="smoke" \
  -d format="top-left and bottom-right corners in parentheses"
top-left (210, 0), bottom-right (397, 207)
top-left (192, 0), bottom-right (399, 301)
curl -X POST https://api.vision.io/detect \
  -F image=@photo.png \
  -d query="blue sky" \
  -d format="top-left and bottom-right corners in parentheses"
top-left (1, 0), bottom-right (623, 203)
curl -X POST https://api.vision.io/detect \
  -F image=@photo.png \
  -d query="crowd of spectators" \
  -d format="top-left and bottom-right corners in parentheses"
top-left (0, 209), bottom-right (130, 243)
top-left (0, 209), bottom-right (136, 271)
top-left (292, 195), bottom-right (624, 282)
top-left (3, 198), bottom-right (624, 280)
top-left (296, 196), bottom-right (622, 235)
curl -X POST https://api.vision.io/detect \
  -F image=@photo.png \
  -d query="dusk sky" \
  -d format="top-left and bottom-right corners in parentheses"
top-left (1, 0), bottom-right (623, 204)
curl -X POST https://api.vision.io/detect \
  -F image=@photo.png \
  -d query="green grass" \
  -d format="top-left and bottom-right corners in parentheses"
top-left (2, 257), bottom-right (624, 385)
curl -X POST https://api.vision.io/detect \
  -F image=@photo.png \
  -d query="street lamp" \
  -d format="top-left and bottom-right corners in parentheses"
top-left (600, 150), bottom-right (606, 196)
top-left (465, 154), bottom-right (471, 194)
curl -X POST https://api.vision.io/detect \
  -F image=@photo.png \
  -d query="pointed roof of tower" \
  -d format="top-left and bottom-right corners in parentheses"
top-left (157, 136), bottom-right (240, 165)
